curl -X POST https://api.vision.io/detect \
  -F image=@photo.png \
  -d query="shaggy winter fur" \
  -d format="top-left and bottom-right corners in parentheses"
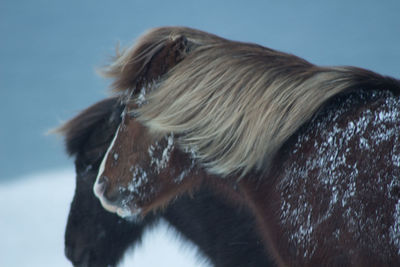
top-left (102, 26), bottom-right (399, 177)
top-left (58, 97), bottom-right (272, 267)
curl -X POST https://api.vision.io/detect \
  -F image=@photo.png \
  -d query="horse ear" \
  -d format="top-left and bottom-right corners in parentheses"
top-left (102, 32), bottom-right (191, 94)
top-left (145, 35), bottom-right (189, 83)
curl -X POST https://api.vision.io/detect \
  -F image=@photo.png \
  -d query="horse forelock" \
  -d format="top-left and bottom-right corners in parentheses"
top-left (100, 26), bottom-right (227, 95)
top-left (105, 26), bottom-right (400, 178)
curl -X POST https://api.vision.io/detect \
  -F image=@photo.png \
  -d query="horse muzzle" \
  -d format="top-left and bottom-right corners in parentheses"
top-left (93, 175), bottom-right (142, 219)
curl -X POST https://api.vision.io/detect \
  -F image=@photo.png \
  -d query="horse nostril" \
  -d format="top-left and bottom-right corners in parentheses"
top-left (94, 176), bottom-right (126, 214)
top-left (104, 186), bottom-right (122, 204)
top-left (95, 176), bottom-right (120, 203)
top-left (98, 175), bottom-right (109, 186)
top-left (94, 175), bottom-right (109, 198)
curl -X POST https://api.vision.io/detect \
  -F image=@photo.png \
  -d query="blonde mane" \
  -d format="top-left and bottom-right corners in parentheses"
top-left (102, 26), bottom-right (399, 177)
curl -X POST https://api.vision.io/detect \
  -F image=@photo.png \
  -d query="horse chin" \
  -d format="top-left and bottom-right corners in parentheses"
top-left (116, 205), bottom-right (142, 221)
top-left (97, 196), bottom-right (119, 214)
top-left (119, 209), bottom-right (143, 223)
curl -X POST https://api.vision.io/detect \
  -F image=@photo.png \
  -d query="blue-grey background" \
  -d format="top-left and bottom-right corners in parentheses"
top-left (1, 0), bottom-right (399, 182)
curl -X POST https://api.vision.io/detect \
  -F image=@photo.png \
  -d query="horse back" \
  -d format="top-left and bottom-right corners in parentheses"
top-left (264, 89), bottom-right (400, 266)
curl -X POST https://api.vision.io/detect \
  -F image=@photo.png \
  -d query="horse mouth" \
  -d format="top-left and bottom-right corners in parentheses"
top-left (116, 204), bottom-right (142, 219)
top-left (98, 195), bottom-right (143, 221)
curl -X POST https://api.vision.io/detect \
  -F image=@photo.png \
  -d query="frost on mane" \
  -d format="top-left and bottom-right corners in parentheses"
top-left (278, 90), bottom-right (400, 259)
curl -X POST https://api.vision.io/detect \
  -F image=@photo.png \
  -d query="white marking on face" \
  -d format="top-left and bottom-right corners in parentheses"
top-left (93, 124), bottom-right (121, 206)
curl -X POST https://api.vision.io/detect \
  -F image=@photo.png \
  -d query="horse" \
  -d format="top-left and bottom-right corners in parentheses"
top-left (91, 26), bottom-right (400, 266)
top-left (58, 97), bottom-right (273, 267)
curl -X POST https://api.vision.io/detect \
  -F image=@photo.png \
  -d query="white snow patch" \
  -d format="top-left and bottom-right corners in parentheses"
top-left (0, 168), bottom-right (210, 267)
top-left (149, 133), bottom-right (175, 174)
top-left (174, 146), bottom-right (198, 184)
top-left (136, 86), bottom-right (148, 106)
top-left (128, 165), bottom-right (148, 193)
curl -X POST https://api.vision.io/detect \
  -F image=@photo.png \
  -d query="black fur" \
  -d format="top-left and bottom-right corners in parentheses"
top-left (63, 98), bottom-right (274, 267)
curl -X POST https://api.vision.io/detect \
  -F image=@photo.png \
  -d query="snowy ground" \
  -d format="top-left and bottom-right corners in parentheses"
top-left (0, 169), bottom-right (210, 267)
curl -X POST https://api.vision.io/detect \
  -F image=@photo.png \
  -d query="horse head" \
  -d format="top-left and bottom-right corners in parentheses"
top-left (93, 103), bottom-right (206, 218)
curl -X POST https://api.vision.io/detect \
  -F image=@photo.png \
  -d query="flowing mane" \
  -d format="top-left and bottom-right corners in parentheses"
top-left (102, 26), bottom-right (400, 177)
top-left (73, 26), bottom-right (400, 266)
